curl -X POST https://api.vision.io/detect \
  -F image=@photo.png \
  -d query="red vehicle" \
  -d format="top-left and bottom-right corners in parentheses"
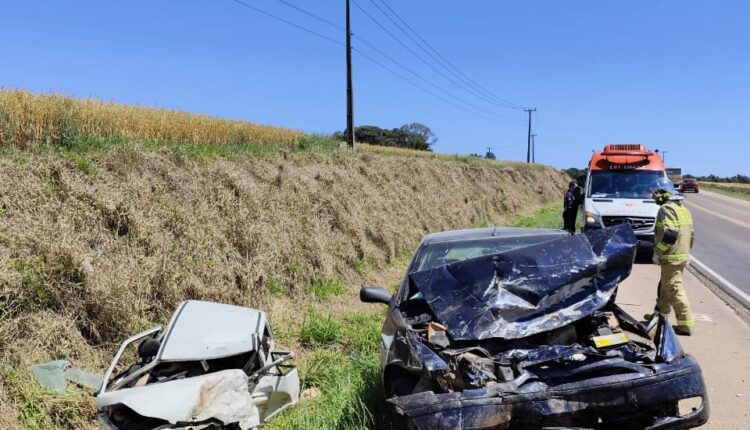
top-left (681, 178), bottom-right (700, 193)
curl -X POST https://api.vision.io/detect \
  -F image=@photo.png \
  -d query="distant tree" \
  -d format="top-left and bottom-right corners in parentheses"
top-left (469, 152), bottom-right (483, 158)
top-left (398, 123), bottom-right (437, 151)
top-left (687, 173), bottom-right (750, 183)
top-left (334, 123), bottom-right (436, 151)
top-left (564, 167), bottom-right (588, 180)
top-left (484, 150), bottom-right (496, 160)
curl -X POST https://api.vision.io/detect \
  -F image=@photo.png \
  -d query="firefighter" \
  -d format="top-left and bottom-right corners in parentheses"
top-left (562, 180), bottom-right (580, 233)
top-left (645, 178), bottom-right (695, 335)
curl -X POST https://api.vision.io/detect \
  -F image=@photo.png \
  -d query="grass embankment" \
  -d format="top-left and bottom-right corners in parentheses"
top-left (0, 90), bottom-right (569, 429)
top-left (701, 182), bottom-right (750, 202)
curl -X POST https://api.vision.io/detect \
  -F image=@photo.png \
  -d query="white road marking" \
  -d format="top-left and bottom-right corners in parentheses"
top-left (685, 201), bottom-right (750, 230)
top-left (693, 313), bottom-right (713, 322)
top-left (690, 256), bottom-right (750, 309)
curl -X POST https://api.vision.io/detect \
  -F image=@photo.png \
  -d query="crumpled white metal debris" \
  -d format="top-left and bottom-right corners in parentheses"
top-left (96, 369), bottom-right (260, 429)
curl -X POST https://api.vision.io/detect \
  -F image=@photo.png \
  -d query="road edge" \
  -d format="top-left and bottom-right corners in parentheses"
top-left (689, 256), bottom-right (750, 311)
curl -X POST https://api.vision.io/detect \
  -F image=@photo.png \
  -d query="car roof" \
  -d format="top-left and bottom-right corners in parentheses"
top-left (420, 226), bottom-right (568, 245)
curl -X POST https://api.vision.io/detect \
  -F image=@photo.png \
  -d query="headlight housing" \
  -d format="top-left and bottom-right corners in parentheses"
top-left (585, 211), bottom-right (600, 226)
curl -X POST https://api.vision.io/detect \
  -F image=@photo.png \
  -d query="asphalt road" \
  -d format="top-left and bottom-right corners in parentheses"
top-left (618, 264), bottom-right (750, 429)
top-left (680, 189), bottom-right (750, 295)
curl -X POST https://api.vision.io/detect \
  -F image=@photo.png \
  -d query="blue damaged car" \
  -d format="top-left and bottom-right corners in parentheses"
top-left (361, 225), bottom-right (708, 429)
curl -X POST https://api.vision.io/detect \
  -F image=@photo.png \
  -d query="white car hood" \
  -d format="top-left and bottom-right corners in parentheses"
top-left (96, 369), bottom-right (260, 429)
top-left (588, 198), bottom-right (657, 218)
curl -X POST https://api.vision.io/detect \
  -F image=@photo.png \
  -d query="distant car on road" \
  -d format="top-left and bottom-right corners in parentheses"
top-left (681, 178), bottom-right (700, 193)
top-left (361, 225), bottom-right (709, 430)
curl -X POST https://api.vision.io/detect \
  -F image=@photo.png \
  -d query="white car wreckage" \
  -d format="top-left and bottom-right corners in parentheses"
top-left (95, 300), bottom-right (300, 430)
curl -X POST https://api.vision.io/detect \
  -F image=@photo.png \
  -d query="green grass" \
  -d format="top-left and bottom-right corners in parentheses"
top-left (270, 310), bottom-right (384, 430)
top-left (511, 202), bottom-right (565, 229)
top-left (266, 279), bottom-right (286, 297)
top-left (299, 310), bottom-right (344, 347)
top-left (308, 278), bottom-right (346, 300)
top-left (0, 133), bottom-right (341, 164)
top-left (0, 363), bottom-right (95, 430)
top-left (701, 184), bottom-right (750, 202)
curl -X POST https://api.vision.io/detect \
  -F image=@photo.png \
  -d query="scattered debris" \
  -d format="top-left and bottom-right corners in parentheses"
top-left (301, 387), bottom-right (322, 401)
top-left (95, 300), bottom-right (300, 430)
top-left (31, 360), bottom-right (103, 393)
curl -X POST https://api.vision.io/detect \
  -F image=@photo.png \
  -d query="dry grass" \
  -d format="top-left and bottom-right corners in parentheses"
top-left (0, 103), bottom-right (569, 428)
top-left (702, 181), bottom-right (750, 189)
top-left (0, 89), bottom-right (301, 149)
top-left (355, 143), bottom-right (543, 170)
top-left (0, 146), bottom-right (567, 428)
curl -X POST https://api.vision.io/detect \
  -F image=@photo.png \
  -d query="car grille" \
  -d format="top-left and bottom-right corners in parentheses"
top-left (602, 216), bottom-right (655, 231)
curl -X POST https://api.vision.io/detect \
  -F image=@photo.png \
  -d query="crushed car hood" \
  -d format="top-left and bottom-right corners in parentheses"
top-left (96, 369), bottom-right (260, 429)
top-left (409, 225), bottom-right (637, 340)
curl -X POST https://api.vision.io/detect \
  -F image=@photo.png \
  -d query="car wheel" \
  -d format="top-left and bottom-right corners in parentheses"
top-left (695, 189), bottom-right (699, 193)
top-left (385, 378), bottom-right (418, 430)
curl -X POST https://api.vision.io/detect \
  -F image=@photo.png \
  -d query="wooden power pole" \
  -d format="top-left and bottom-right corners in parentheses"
top-left (525, 108), bottom-right (536, 163)
top-left (346, 0), bottom-right (355, 150)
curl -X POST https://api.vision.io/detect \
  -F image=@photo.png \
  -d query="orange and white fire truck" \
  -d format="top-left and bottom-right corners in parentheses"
top-left (583, 144), bottom-right (670, 251)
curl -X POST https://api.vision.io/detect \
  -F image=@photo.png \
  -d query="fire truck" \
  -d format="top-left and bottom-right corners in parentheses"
top-left (583, 144), bottom-right (670, 251)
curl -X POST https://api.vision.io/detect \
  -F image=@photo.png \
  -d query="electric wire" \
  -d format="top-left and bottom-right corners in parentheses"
top-left (267, 0), bottom-right (525, 121)
top-left (225, 0), bottom-right (524, 123)
top-left (351, 0), bottom-right (524, 117)
top-left (228, 0), bottom-right (343, 46)
top-left (376, 0), bottom-right (525, 109)
top-left (354, 38), bottom-right (524, 122)
top-left (271, 0), bottom-right (344, 31)
top-left (367, 0), bottom-right (523, 110)
top-left (354, 48), bottom-right (515, 122)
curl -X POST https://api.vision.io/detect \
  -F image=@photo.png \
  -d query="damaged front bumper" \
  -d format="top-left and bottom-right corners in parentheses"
top-left (390, 358), bottom-right (709, 430)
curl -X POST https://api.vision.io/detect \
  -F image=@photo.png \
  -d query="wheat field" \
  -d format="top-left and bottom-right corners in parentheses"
top-left (0, 89), bottom-right (301, 149)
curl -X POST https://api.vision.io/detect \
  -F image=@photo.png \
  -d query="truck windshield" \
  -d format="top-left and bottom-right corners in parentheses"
top-left (588, 170), bottom-right (665, 199)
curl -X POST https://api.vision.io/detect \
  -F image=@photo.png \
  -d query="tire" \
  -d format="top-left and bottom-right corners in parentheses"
top-left (385, 377), bottom-right (418, 430)
top-left (695, 189), bottom-right (699, 193)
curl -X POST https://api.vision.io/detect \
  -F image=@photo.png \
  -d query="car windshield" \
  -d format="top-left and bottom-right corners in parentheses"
top-left (588, 170), bottom-right (665, 199)
top-left (412, 235), bottom-right (561, 272)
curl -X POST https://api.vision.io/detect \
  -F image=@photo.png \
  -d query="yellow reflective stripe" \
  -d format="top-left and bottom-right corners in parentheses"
top-left (655, 242), bottom-right (670, 251)
top-left (677, 319), bottom-right (695, 328)
top-left (661, 253), bottom-right (690, 262)
top-left (656, 220), bottom-right (692, 228)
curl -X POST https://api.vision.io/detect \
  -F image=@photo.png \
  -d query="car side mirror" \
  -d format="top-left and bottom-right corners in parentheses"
top-left (360, 285), bottom-right (392, 305)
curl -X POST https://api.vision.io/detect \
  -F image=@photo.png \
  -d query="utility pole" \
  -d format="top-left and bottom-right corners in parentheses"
top-left (524, 108), bottom-right (536, 163)
top-left (662, 151), bottom-right (668, 165)
top-left (345, 0), bottom-right (355, 150)
top-left (531, 134), bottom-right (537, 163)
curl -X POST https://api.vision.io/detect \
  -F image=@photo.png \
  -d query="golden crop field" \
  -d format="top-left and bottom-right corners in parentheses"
top-left (0, 89), bottom-right (301, 149)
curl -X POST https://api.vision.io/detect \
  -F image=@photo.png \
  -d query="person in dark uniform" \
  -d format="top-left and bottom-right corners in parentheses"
top-left (562, 180), bottom-right (581, 233)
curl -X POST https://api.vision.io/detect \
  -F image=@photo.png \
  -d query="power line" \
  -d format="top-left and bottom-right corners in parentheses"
top-left (227, 0), bottom-right (343, 46)
top-left (354, 48), bottom-right (509, 122)
top-left (375, 0), bottom-right (525, 110)
top-left (354, 37), bottom-right (524, 123)
top-left (271, 0), bottom-right (344, 31)
top-left (225, 0), bottom-right (522, 124)
top-left (351, 0), bottom-right (524, 119)
top-left (270, 0), bottom-right (521, 122)
top-left (367, 0), bottom-right (523, 110)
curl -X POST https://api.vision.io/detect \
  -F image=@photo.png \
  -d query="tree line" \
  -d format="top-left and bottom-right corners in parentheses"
top-left (334, 123), bottom-right (436, 151)
top-left (683, 173), bottom-right (750, 183)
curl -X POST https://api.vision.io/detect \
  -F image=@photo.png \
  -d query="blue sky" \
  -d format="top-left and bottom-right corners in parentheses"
top-left (1, 0), bottom-right (748, 176)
